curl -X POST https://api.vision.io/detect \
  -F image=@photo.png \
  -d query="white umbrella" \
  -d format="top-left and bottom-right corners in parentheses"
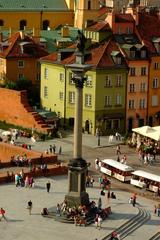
top-left (132, 126), bottom-right (156, 136)
top-left (2, 131), bottom-right (11, 136)
top-left (146, 131), bottom-right (160, 141)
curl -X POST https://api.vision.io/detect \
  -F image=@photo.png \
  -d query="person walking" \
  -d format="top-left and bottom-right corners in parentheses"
top-left (116, 145), bottom-right (121, 155)
top-left (58, 146), bottom-right (62, 155)
top-left (46, 181), bottom-right (51, 193)
top-left (0, 207), bottom-right (7, 221)
top-left (27, 200), bottom-right (33, 215)
top-left (98, 215), bottom-right (102, 230)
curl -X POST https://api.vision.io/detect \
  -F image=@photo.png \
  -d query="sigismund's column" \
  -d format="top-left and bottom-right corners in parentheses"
top-left (65, 33), bottom-right (92, 206)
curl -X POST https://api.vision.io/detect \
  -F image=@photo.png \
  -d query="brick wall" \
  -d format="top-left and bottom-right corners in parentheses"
top-left (0, 142), bottom-right (57, 167)
top-left (0, 88), bottom-right (50, 133)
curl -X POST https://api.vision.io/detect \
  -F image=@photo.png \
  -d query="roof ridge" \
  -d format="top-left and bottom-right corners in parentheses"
top-left (4, 32), bottom-right (20, 57)
top-left (96, 38), bottom-right (111, 67)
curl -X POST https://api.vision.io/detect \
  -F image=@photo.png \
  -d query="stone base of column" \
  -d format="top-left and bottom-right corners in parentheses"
top-left (65, 157), bottom-right (90, 207)
top-left (65, 191), bottom-right (89, 207)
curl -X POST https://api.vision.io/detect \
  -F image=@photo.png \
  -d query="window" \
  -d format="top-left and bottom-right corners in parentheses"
top-left (129, 83), bottom-right (135, 92)
top-left (85, 94), bottom-right (92, 107)
top-left (44, 86), bottom-right (48, 98)
top-left (130, 50), bottom-right (135, 58)
top-left (0, 19), bottom-right (4, 26)
top-left (44, 68), bottom-right (48, 80)
top-left (141, 50), bottom-right (146, 58)
top-left (139, 99), bottom-right (145, 109)
top-left (112, 119), bottom-right (120, 129)
top-left (59, 92), bottom-right (64, 101)
top-left (86, 75), bottom-right (92, 87)
top-left (88, 0), bottom-right (91, 10)
top-left (141, 67), bottom-right (147, 76)
top-left (42, 20), bottom-right (50, 30)
top-left (126, 27), bottom-right (132, 34)
top-left (18, 73), bottom-right (24, 80)
top-left (36, 73), bottom-right (40, 81)
top-left (18, 60), bottom-right (24, 68)
top-left (152, 95), bottom-right (158, 106)
top-left (130, 67), bottom-right (136, 76)
top-left (153, 78), bottom-right (159, 88)
top-left (19, 20), bottom-right (27, 30)
top-left (69, 91), bottom-right (75, 104)
top-left (59, 73), bottom-right (64, 81)
top-left (128, 99), bottom-right (134, 109)
top-left (69, 73), bottom-right (74, 84)
top-left (116, 57), bottom-right (122, 65)
top-left (154, 62), bottom-right (159, 70)
top-left (140, 83), bottom-right (146, 92)
top-left (118, 27), bottom-right (121, 34)
top-left (115, 94), bottom-right (121, 105)
top-left (116, 75), bottom-right (122, 86)
top-left (105, 75), bottom-right (112, 87)
top-left (105, 96), bottom-right (112, 107)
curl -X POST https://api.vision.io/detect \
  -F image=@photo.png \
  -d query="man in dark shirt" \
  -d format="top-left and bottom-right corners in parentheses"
top-left (46, 181), bottom-right (51, 193)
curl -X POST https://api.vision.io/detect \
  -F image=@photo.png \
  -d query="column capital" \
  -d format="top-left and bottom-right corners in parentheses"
top-left (72, 76), bottom-right (87, 88)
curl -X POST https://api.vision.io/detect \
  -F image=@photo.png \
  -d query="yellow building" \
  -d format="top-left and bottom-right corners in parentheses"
top-left (40, 39), bottom-right (128, 135)
top-left (0, 0), bottom-right (74, 36)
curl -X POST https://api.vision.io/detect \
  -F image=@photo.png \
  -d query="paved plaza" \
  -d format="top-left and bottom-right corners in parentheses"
top-left (0, 132), bottom-right (160, 239)
top-left (0, 176), bottom-right (159, 240)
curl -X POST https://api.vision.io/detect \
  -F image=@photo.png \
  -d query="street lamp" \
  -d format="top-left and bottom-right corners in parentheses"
top-left (98, 130), bottom-right (101, 146)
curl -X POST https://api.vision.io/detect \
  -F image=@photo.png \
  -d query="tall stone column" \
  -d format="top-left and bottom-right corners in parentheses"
top-left (65, 52), bottom-right (91, 207)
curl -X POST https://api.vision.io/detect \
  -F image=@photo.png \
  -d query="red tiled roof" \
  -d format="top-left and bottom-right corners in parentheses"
top-left (40, 38), bottom-right (125, 69)
top-left (115, 14), bottom-right (135, 23)
top-left (0, 32), bottom-right (48, 58)
top-left (86, 21), bottom-right (111, 32)
top-left (98, 6), bottom-right (110, 17)
top-left (137, 13), bottom-right (160, 54)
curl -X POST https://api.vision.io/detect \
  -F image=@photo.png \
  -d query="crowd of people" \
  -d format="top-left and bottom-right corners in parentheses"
top-left (14, 170), bottom-right (35, 188)
top-left (10, 154), bottom-right (29, 167)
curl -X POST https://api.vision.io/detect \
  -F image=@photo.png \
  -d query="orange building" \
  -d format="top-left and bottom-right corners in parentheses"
top-left (106, 11), bottom-right (150, 131)
top-left (0, 32), bottom-right (48, 86)
top-left (137, 13), bottom-right (160, 126)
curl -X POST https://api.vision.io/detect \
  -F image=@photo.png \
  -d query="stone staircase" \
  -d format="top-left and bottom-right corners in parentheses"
top-left (102, 207), bottom-right (151, 240)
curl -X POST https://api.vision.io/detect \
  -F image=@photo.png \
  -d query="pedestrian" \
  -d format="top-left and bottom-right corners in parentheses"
top-left (116, 145), bottom-right (121, 155)
top-left (94, 214), bottom-right (98, 228)
top-left (59, 146), bottom-right (62, 155)
top-left (90, 176), bottom-right (94, 187)
top-left (154, 205), bottom-right (157, 214)
top-left (98, 197), bottom-right (102, 209)
top-left (49, 145), bottom-right (52, 153)
top-left (158, 207), bottom-right (160, 217)
top-left (0, 207), bottom-right (7, 221)
top-left (98, 215), bottom-right (102, 229)
top-left (46, 181), bottom-right (51, 193)
top-left (27, 200), bottom-right (33, 215)
top-left (52, 144), bottom-right (56, 154)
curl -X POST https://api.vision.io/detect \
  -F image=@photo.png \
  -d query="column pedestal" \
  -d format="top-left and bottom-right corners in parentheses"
top-left (65, 158), bottom-right (89, 207)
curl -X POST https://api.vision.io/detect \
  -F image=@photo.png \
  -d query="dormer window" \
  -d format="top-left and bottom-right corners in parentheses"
top-left (126, 27), bottom-right (132, 34)
top-left (130, 50), bottom-right (135, 58)
top-left (116, 57), bottom-right (122, 65)
top-left (141, 50), bottom-right (146, 58)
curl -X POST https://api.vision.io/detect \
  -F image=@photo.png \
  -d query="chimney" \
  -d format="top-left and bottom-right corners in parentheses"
top-left (19, 31), bottom-right (25, 40)
top-left (61, 26), bottom-right (69, 37)
top-left (9, 27), bottom-right (12, 37)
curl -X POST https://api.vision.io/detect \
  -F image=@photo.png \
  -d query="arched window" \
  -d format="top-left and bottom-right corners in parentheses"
top-left (88, 0), bottom-right (91, 10)
top-left (20, 20), bottom-right (27, 30)
top-left (42, 20), bottom-right (50, 30)
top-left (0, 19), bottom-right (4, 26)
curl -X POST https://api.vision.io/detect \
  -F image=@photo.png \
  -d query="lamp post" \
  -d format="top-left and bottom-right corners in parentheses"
top-left (98, 130), bottom-right (101, 146)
